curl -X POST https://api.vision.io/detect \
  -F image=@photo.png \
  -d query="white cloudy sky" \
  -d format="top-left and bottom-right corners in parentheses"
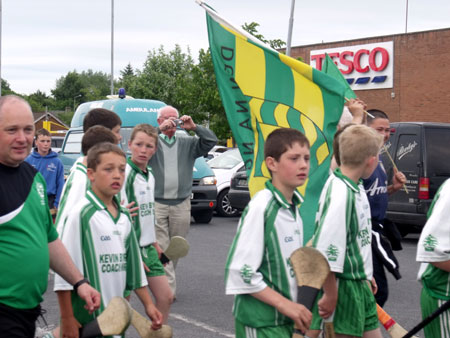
top-left (2, 0), bottom-right (450, 95)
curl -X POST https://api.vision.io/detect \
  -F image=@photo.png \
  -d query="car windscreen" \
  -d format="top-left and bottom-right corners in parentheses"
top-left (62, 128), bottom-right (133, 155)
top-left (425, 127), bottom-right (450, 176)
top-left (208, 148), bottom-right (242, 169)
top-left (62, 132), bottom-right (83, 154)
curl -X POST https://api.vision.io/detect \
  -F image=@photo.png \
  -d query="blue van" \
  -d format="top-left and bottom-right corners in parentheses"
top-left (59, 97), bottom-right (217, 223)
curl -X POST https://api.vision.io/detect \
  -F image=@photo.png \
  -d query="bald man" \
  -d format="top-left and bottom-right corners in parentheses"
top-left (150, 106), bottom-right (217, 296)
top-left (0, 95), bottom-right (100, 337)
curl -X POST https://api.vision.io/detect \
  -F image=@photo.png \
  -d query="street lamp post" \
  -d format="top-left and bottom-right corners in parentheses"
top-left (286, 0), bottom-right (296, 56)
top-left (73, 94), bottom-right (82, 112)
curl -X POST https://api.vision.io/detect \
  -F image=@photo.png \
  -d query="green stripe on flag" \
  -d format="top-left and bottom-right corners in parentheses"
top-left (205, 9), bottom-right (346, 241)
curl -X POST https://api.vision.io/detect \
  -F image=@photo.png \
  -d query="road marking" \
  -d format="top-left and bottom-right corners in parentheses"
top-left (170, 312), bottom-right (235, 337)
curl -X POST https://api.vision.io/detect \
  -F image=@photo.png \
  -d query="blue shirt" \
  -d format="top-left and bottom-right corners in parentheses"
top-left (363, 160), bottom-right (389, 221)
top-left (25, 149), bottom-right (65, 207)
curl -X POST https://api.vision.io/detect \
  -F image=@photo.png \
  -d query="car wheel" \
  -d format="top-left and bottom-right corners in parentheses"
top-left (217, 189), bottom-right (239, 217)
top-left (192, 210), bottom-right (213, 224)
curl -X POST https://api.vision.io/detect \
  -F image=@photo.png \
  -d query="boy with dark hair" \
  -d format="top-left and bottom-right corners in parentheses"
top-left (225, 128), bottom-right (312, 337)
top-left (121, 124), bottom-right (173, 323)
top-left (83, 108), bottom-right (122, 143)
top-left (26, 128), bottom-right (64, 210)
top-left (54, 142), bottom-right (162, 337)
top-left (310, 124), bottom-right (384, 338)
top-left (56, 126), bottom-right (116, 236)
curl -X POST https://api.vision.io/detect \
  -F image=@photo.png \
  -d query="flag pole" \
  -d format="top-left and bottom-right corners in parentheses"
top-left (195, 0), bottom-right (278, 53)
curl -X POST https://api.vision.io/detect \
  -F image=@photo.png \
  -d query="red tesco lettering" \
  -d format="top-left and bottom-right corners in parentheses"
top-left (312, 47), bottom-right (389, 74)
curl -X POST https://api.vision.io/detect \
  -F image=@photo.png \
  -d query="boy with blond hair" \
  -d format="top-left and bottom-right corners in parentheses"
top-left (309, 124), bottom-right (384, 338)
top-left (121, 124), bottom-right (173, 323)
top-left (54, 142), bottom-right (162, 337)
top-left (225, 128), bottom-right (312, 337)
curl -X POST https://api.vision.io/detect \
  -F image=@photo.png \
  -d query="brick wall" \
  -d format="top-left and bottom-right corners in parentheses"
top-left (289, 28), bottom-right (450, 123)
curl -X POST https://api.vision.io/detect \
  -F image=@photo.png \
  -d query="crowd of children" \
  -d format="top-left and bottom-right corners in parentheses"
top-left (225, 98), bottom-right (449, 338)
top-left (28, 97), bottom-right (450, 338)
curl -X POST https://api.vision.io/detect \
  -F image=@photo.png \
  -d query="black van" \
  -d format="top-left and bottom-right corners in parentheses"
top-left (382, 122), bottom-right (450, 236)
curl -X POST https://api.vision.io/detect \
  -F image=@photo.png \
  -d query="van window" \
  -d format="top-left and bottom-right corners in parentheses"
top-left (425, 128), bottom-right (450, 175)
top-left (63, 132), bottom-right (83, 154)
top-left (395, 134), bottom-right (420, 171)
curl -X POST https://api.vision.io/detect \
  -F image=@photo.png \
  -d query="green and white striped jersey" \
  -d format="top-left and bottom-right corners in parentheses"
top-left (55, 158), bottom-right (89, 237)
top-left (417, 179), bottom-right (450, 300)
top-left (313, 168), bottom-right (373, 281)
top-left (225, 180), bottom-right (304, 328)
top-left (54, 189), bottom-right (147, 325)
top-left (120, 158), bottom-right (156, 247)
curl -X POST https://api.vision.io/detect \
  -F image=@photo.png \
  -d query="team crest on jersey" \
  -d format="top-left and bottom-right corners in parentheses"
top-left (423, 234), bottom-right (438, 252)
top-left (36, 182), bottom-right (45, 205)
top-left (240, 264), bottom-right (253, 284)
top-left (326, 244), bottom-right (339, 262)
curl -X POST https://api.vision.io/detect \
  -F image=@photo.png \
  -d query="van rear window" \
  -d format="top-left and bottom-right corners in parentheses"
top-left (395, 134), bottom-right (420, 169)
top-left (425, 128), bottom-right (450, 176)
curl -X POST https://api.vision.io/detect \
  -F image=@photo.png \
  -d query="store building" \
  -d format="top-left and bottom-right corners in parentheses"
top-left (290, 28), bottom-right (450, 122)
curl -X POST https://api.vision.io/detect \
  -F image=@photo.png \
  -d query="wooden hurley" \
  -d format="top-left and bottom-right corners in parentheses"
top-left (160, 236), bottom-right (190, 264)
top-left (80, 297), bottom-right (132, 338)
top-left (376, 304), bottom-right (418, 338)
top-left (290, 247), bottom-right (330, 338)
top-left (131, 308), bottom-right (173, 338)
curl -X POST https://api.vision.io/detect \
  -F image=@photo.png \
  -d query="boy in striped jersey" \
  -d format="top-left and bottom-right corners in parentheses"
top-left (310, 125), bottom-right (383, 338)
top-left (55, 108), bottom-right (122, 236)
top-left (121, 124), bottom-right (173, 323)
top-left (54, 142), bottom-right (162, 337)
top-left (416, 178), bottom-right (450, 337)
top-left (55, 126), bottom-right (117, 237)
top-left (225, 128), bottom-right (312, 337)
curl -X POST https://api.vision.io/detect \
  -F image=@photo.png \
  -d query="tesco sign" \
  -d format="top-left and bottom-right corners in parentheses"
top-left (310, 41), bottom-right (393, 90)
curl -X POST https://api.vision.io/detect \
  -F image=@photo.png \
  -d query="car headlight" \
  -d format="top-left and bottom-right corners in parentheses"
top-left (199, 176), bottom-right (217, 185)
top-left (236, 178), bottom-right (248, 187)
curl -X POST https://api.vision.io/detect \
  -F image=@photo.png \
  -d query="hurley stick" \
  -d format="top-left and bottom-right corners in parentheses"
top-left (131, 308), bottom-right (173, 338)
top-left (80, 297), bottom-right (132, 338)
top-left (160, 236), bottom-right (190, 265)
top-left (290, 247), bottom-right (330, 338)
top-left (376, 304), bottom-right (417, 338)
top-left (403, 299), bottom-right (450, 338)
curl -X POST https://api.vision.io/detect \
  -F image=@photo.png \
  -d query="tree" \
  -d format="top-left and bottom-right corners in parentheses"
top-left (51, 70), bottom-right (112, 111)
top-left (118, 63), bottom-right (138, 95)
top-left (51, 71), bottom-right (84, 110)
top-left (131, 45), bottom-right (196, 115)
top-left (1, 79), bottom-right (15, 96)
top-left (189, 48), bottom-right (231, 141)
top-left (242, 22), bottom-right (286, 49)
top-left (26, 90), bottom-right (56, 112)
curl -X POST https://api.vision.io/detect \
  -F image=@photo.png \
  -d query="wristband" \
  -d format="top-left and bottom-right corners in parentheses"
top-left (73, 278), bottom-right (90, 293)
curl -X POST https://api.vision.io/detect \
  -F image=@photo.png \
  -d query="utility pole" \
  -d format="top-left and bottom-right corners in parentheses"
top-left (110, 0), bottom-right (114, 95)
top-left (286, 0), bottom-right (296, 56)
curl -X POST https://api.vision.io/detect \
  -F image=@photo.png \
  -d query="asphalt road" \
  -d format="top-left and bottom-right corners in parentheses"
top-left (38, 217), bottom-right (425, 337)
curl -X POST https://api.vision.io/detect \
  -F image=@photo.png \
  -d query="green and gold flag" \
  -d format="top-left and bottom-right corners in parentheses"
top-left (203, 4), bottom-right (346, 241)
top-left (322, 53), bottom-right (357, 99)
